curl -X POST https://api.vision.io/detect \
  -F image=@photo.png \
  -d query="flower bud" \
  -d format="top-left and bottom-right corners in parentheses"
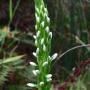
top-left (45, 27), bottom-right (49, 33)
top-left (41, 38), bottom-right (44, 45)
top-left (29, 62), bottom-right (37, 66)
top-left (36, 16), bottom-right (40, 23)
top-left (32, 52), bottom-right (37, 57)
top-left (47, 17), bottom-right (50, 23)
top-left (52, 53), bottom-right (58, 60)
top-left (49, 32), bottom-right (52, 38)
top-left (32, 70), bottom-right (40, 76)
top-left (46, 78), bottom-right (52, 82)
top-left (36, 48), bottom-right (39, 54)
top-left (39, 82), bottom-right (44, 86)
top-left (36, 7), bottom-right (39, 13)
top-left (37, 31), bottom-right (40, 37)
top-left (27, 83), bottom-right (37, 87)
top-left (35, 40), bottom-right (38, 46)
top-left (41, 21), bottom-right (45, 27)
top-left (33, 35), bottom-right (36, 39)
top-left (43, 45), bottom-right (46, 51)
top-left (44, 8), bottom-right (47, 13)
top-left (42, 61), bottom-right (48, 66)
top-left (35, 13), bottom-right (40, 23)
top-left (35, 25), bottom-right (37, 30)
top-left (46, 74), bottom-right (52, 79)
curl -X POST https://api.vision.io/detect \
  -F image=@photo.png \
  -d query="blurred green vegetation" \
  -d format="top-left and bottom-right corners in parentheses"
top-left (0, 0), bottom-right (90, 90)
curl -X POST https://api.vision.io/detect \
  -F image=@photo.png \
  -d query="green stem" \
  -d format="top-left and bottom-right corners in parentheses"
top-left (9, 0), bottom-right (13, 21)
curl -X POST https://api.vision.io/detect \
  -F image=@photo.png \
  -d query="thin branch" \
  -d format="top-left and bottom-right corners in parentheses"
top-left (53, 44), bottom-right (90, 65)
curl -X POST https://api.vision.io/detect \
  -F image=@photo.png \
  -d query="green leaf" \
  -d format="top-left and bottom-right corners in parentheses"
top-left (0, 55), bottom-right (24, 65)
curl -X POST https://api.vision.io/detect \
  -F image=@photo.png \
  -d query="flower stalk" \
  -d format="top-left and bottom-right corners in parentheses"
top-left (34, 0), bottom-right (52, 90)
top-left (27, 0), bottom-right (56, 90)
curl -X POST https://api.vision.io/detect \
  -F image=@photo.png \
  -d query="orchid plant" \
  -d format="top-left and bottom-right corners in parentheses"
top-left (27, 0), bottom-right (57, 90)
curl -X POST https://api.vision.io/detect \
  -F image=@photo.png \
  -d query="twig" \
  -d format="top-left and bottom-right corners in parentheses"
top-left (53, 44), bottom-right (90, 65)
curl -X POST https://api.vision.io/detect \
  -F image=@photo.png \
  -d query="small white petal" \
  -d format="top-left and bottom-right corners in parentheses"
top-left (29, 62), bottom-right (37, 66)
top-left (37, 31), bottom-right (40, 37)
top-left (36, 48), bottom-right (39, 54)
top-left (72, 67), bottom-right (75, 71)
top-left (49, 32), bottom-right (52, 38)
top-left (41, 38), bottom-right (44, 45)
top-left (46, 78), bottom-right (52, 82)
top-left (32, 70), bottom-right (37, 76)
top-left (47, 17), bottom-right (50, 23)
top-left (35, 70), bottom-right (40, 74)
top-left (39, 82), bottom-right (44, 86)
top-left (43, 45), bottom-right (46, 51)
top-left (36, 16), bottom-right (40, 23)
top-left (27, 83), bottom-right (37, 87)
top-left (32, 70), bottom-right (40, 76)
top-left (49, 56), bottom-right (51, 59)
top-left (52, 53), bottom-right (58, 60)
top-left (44, 8), bottom-right (47, 13)
top-left (42, 61), bottom-right (48, 66)
top-left (41, 21), bottom-right (44, 27)
top-left (35, 13), bottom-right (40, 23)
top-left (35, 25), bottom-right (37, 30)
top-left (36, 7), bottom-right (39, 13)
top-left (46, 74), bottom-right (52, 79)
top-left (35, 40), bottom-right (37, 46)
top-left (33, 35), bottom-right (36, 39)
top-left (32, 52), bottom-right (37, 57)
top-left (45, 27), bottom-right (49, 33)
top-left (35, 13), bottom-right (37, 17)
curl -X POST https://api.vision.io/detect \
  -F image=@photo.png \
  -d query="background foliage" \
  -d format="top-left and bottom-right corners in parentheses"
top-left (0, 0), bottom-right (90, 90)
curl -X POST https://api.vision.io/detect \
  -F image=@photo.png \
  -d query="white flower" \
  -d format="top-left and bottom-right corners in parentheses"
top-left (35, 25), bottom-right (37, 30)
top-left (27, 83), bottom-right (37, 87)
top-left (35, 40), bottom-right (37, 46)
top-left (51, 53), bottom-right (58, 60)
top-left (41, 21), bottom-right (45, 27)
top-left (39, 81), bottom-right (44, 86)
top-left (32, 52), bottom-right (37, 57)
top-left (45, 27), bottom-right (49, 33)
top-left (49, 32), bottom-right (52, 38)
top-left (46, 74), bottom-right (52, 79)
top-left (72, 67), bottom-right (75, 71)
top-left (29, 62), bottom-right (37, 66)
top-left (42, 61), bottom-right (48, 66)
top-left (35, 13), bottom-right (37, 17)
top-left (36, 48), bottom-right (39, 54)
top-left (43, 45), bottom-right (46, 51)
top-left (44, 8), bottom-right (47, 13)
top-left (37, 31), bottom-right (40, 37)
top-left (46, 74), bottom-right (52, 82)
top-left (36, 16), bottom-right (40, 23)
top-left (33, 35), bottom-right (36, 39)
top-left (47, 17), bottom-right (50, 23)
top-left (49, 56), bottom-right (51, 59)
top-left (36, 7), bottom-right (39, 13)
top-left (46, 78), bottom-right (52, 82)
top-left (32, 70), bottom-right (40, 76)
top-left (35, 13), bottom-right (40, 23)
top-left (41, 38), bottom-right (44, 45)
